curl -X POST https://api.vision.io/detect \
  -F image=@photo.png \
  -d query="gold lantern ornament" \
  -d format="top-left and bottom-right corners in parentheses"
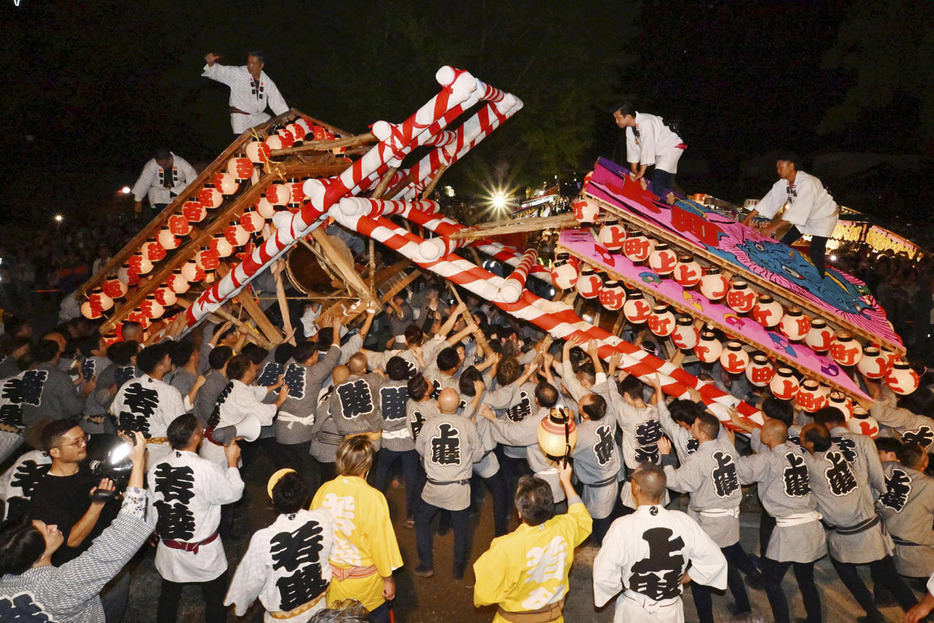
top-left (537, 406), bottom-right (578, 463)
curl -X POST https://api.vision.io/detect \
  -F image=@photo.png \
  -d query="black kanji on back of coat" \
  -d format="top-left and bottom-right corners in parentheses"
top-left (154, 463), bottom-right (196, 540)
top-left (114, 365), bottom-right (136, 390)
top-left (271, 520), bottom-right (328, 610)
top-left (7, 459), bottom-right (51, 522)
top-left (0, 377), bottom-right (25, 430)
top-left (711, 451), bottom-right (739, 498)
top-left (634, 419), bottom-right (662, 463)
top-left (336, 379), bottom-right (374, 419)
top-left (21, 370), bottom-right (48, 407)
top-left (0, 592), bottom-right (53, 623)
top-left (284, 364), bottom-right (306, 399)
top-left (380, 385), bottom-right (408, 421)
top-left (628, 527), bottom-right (686, 601)
top-left (824, 451), bottom-right (857, 496)
top-left (902, 426), bottom-right (934, 450)
top-left (119, 381), bottom-right (159, 437)
top-left (880, 468), bottom-right (912, 512)
top-left (208, 382), bottom-right (234, 430)
top-left (411, 410), bottom-right (427, 441)
top-left (504, 390), bottom-right (532, 422)
top-left (257, 362), bottom-right (284, 387)
top-left (782, 452), bottom-right (810, 497)
top-left (831, 436), bottom-right (858, 464)
top-left (593, 425), bottom-right (614, 466)
top-left (431, 422), bottom-right (461, 465)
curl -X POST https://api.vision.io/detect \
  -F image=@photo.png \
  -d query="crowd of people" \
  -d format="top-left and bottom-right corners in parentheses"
top-left (3, 265), bottom-right (934, 623)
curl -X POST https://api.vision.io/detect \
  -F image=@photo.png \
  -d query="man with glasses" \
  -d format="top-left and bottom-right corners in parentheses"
top-left (742, 154), bottom-right (839, 279)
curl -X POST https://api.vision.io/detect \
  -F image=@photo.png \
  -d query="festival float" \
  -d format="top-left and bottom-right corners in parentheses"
top-left (77, 66), bottom-right (917, 433)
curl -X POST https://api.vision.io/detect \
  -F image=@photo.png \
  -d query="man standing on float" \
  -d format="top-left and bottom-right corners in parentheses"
top-left (202, 51), bottom-right (289, 134)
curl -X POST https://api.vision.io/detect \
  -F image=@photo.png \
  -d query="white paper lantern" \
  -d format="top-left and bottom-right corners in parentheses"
top-left (795, 379), bottom-right (825, 413)
top-left (141, 240), bottom-right (166, 262)
top-left (887, 360), bottom-right (920, 395)
top-left (597, 221), bottom-right (627, 250)
top-left (225, 224), bottom-right (250, 247)
top-left (779, 307), bottom-right (811, 342)
top-left (673, 255), bottom-right (702, 288)
top-left (745, 354), bottom-right (775, 387)
top-left (726, 280), bottom-right (756, 314)
top-left (847, 415), bottom-right (880, 438)
top-left (245, 140), bottom-right (271, 164)
top-left (213, 172), bottom-right (239, 196)
top-left (830, 331), bottom-right (862, 367)
top-left (857, 346), bottom-right (889, 380)
top-left (180, 260), bottom-right (205, 283)
top-left (140, 295), bottom-right (164, 320)
top-left (103, 276), bottom-right (128, 299)
top-left (752, 294), bottom-right (784, 328)
top-left (551, 254), bottom-right (579, 291)
top-left (695, 329), bottom-right (723, 363)
top-left (769, 367), bottom-right (800, 400)
top-left (167, 269), bottom-right (190, 294)
top-left (88, 287), bottom-right (113, 312)
top-left (266, 183), bottom-right (292, 206)
top-left (210, 234), bottom-right (233, 258)
top-left (572, 197), bottom-right (600, 223)
top-left (699, 267), bottom-right (730, 302)
top-left (719, 341), bottom-right (750, 374)
top-left (227, 156), bottom-right (254, 180)
top-left (622, 291), bottom-right (652, 324)
top-left (827, 391), bottom-right (855, 420)
top-left (598, 280), bottom-right (626, 311)
top-left (648, 242), bottom-right (678, 276)
top-left (157, 228), bottom-right (180, 250)
top-left (671, 315), bottom-right (699, 350)
top-left (198, 186), bottom-right (223, 209)
top-left (805, 319), bottom-right (835, 353)
top-left (648, 305), bottom-right (676, 337)
top-left (154, 286), bottom-right (177, 307)
top-left (622, 234), bottom-right (655, 264)
top-left (576, 266), bottom-right (602, 299)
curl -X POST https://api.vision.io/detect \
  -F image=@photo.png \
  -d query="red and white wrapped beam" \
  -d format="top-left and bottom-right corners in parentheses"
top-left (498, 249), bottom-right (538, 303)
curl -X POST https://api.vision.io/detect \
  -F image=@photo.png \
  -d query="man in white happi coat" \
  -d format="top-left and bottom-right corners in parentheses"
top-left (226, 469), bottom-right (335, 622)
top-left (150, 413), bottom-right (244, 623)
top-left (594, 463), bottom-right (727, 623)
top-left (130, 149), bottom-right (197, 221)
top-left (202, 51), bottom-right (289, 134)
top-left (110, 343), bottom-right (185, 462)
top-left (613, 102), bottom-right (686, 201)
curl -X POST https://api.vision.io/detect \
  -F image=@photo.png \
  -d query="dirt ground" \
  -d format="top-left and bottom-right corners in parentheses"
top-left (122, 451), bottom-right (912, 622)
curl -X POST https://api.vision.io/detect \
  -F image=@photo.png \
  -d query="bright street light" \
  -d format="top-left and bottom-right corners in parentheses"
top-left (491, 191), bottom-right (508, 210)
top-left (121, 186), bottom-right (132, 194)
top-left (54, 214), bottom-right (64, 222)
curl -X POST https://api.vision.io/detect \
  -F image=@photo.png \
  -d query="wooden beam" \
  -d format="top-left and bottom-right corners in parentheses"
top-left (235, 287), bottom-right (283, 346)
top-left (310, 229), bottom-right (380, 308)
top-left (420, 164), bottom-right (449, 199)
top-left (448, 213), bottom-right (578, 241)
top-left (370, 167), bottom-right (399, 200)
top-left (270, 133), bottom-right (377, 156)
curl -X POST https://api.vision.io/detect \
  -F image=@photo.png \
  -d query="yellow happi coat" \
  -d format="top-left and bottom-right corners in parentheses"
top-left (473, 499), bottom-right (592, 622)
top-left (310, 475), bottom-right (403, 611)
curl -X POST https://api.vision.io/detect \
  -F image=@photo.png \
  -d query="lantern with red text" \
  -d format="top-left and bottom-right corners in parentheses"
top-left (752, 294), bottom-right (783, 328)
top-left (182, 199), bottom-right (206, 223)
top-left (124, 311), bottom-right (150, 331)
top-left (551, 254), bottom-right (579, 291)
top-left (572, 197), bottom-right (599, 223)
top-left (622, 234), bottom-right (654, 264)
top-left (181, 260), bottom-right (205, 283)
top-left (195, 247), bottom-right (220, 271)
top-left (256, 197), bottom-right (277, 219)
top-left (225, 224), bottom-right (250, 247)
top-left (856, 346), bottom-right (889, 380)
top-left (198, 186), bottom-right (223, 209)
top-left (830, 331), bottom-right (862, 367)
top-left (537, 406), bottom-right (578, 462)
top-left (882, 347), bottom-right (898, 369)
top-left (599, 280), bottom-right (626, 311)
top-left (167, 269), bottom-right (190, 294)
top-left (88, 287), bottom-right (113, 313)
top-left (673, 255), bottom-right (702, 289)
top-left (240, 207), bottom-right (264, 233)
top-left (726, 281), bottom-right (756, 314)
top-left (210, 234), bottom-right (233, 259)
top-left (266, 182), bottom-right (291, 206)
top-left (287, 179), bottom-right (306, 208)
top-left (745, 354), bottom-right (775, 387)
top-left (277, 126), bottom-right (296, 148)
top-left (265, 132), bottom-right (286, 151)
top-left (779, 307), bottom-right (811, 342)
top-left (227, 156), bottom-right (253, 180)
top-left (795, 379), bottom-right (824, 413)
top-left (286, 120), bottom-right (306, 142)
top-left (695, 329), bottom-right (723, 363)
top-left (887, 360), bottom-right (920, 395)
top-left (157, 228), bottom-right (179, 250)
top-left (154, 286), bottom-right (177, 308)
top-left (117, 263), bottom-right (138, 287)
top-left (805, 319), bottom-right (835, 353)
top-left (103, 275), bottom-right (128, 299)
top-left (671, 316), bottom-right (699, 350)
top-left (623, 291), bottom-right (652, 325)
top-left (139, 295), bottom-right (164, 320)
top-left (648, 305), bottom-right (676, 337)
top-left (648, 242), bottom-right (678, 276)
top-left (827, 391), bottom-right (855, 420)
top-left (141, 240), bottom-right (166, 263)
top-left (699, 267), bottom-right (730, 302)
top-left (128, 254), bottom-right (153, 276)
top-left (576, 266), bottom-right (602, 299)
top-left (847, 414), bottom-right (880, 438)
top-left (245, 140), bottom-right (271, 164)
top-left (81, 301), bottom-right (103, 320)
top-left (213, 172), bottom-right (239, 196)
top-left (597, 221), bottom-right (627, 251)
top-left (769, 367), bottom-right (800, 400)
top-left (720, 341), bottom-right (750, 374)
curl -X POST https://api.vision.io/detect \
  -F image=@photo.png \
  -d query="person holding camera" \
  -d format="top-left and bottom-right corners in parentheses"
top-left (150, 413), bottom-right (244, 623)
top-left (0, 430), bottom-right (152, 623)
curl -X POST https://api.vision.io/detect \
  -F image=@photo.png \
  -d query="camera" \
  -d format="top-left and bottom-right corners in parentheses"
top-left (88, 437), bottom-right (134, 500)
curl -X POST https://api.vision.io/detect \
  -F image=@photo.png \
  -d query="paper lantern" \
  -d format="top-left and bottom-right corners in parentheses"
top-left (551, 254), bottom-right (579, 291)
top-left (726, 280), bottom-right (756, 314)
top-left (648, 305), bottom-right (676, 337)
top-left (167, 269), bottom-right (190, 294)
top-left (154, 286), bottom-right (177, 308)
top-left (140, 295), bottom-right (164, 320)
top-left (117, 263), bottom-right (138, 286)
top-left (695, 329), bottom-right (723, 363)
top-left (256, 197), bottom-right (277, 219)
top-left (287, 179), bottom-right (306, 207)
top-left (265, 133), bottom-right (285, 150)
top-left (88, 287), bottom-right (113, 313)
top-left (245, 140), bottom-right (271, 164)
top-left (830, 331), bottom-right (862, 367)
top-left (847, 415), bottom-right (880, 439)
top-left (745, 354), bottom-right (775, 387)
top-left (225, 224), bottom-right (250, 247)
top-left (597, 221), bottom-right (627, 250)
top-left (671, 315), bottom-right (699, 350)
top-left (181, 260), bottom-right (206, 283)
top-left (572, 197), bottom-right (600, 223)
top-left (673, 255), bottom-right (702, 288)
top-left (576, 266), bottom-right (602, 299)
top-left (881, 347), bottom-right (898, 368)
top-left (856, 346), bottom-right (888, 380)
top-left (124, 311), bottom-right (150, 330)
top-left (312, 125), bottom-right (328, 141)
top-left (805, 318), bottom-right (835, 352)
top-left (827, 391), bottom-right (855, 420)
top-left (210, 234), bottom-right (233, 258)
top-left (195, 247), bottom-right (220, 271)
top-left (266, 183), bottom-right (291, 206)
top-left (887, 360), bottom-right (920, 395)
top-left (699, 268), bottom-right (730, 302)
top-left (277, 127), bottom-right (296, 149)
top-left (103, 276), bottom-right (128, 299)
top-left (795, 379), bottom-right (825, 413)
top-left (198, 186), bottom-right (223, 209)
top-left (213, 172), bottom-right (239, 196)
top-left (622, 291), bottom-right (652, 324)
top-left (227, 156), bottom-right (254, 180)
top-left (537, 407), bottom-right (578, 461)
top-left (157, 228), bottom-right (179, 250)
top-left (141, 240), bottom-right (166, 262)
top-left (183, 199), bottom-right (207, 223)
top-left (599, 280), bottom-right (626, 311)
top-left (286, 121), bottom-right (307, 142)
top-left (648, 242), bottom-right (678, 276)
top-left (240, 207), bottom-right (264, 233)
top-left (752, 293), bottom-right (783, 328)
top-left (169, 213), bottom-right (193, 236)
top-left (770, 367), bottom-right (800, 400)
top-left (719, 341), bottom-right (750, 374)
top-left (622, 234), bottom-right (655, 264)
top-left (81, 300), bottom-right (103, 320)
top-left (128, 253), bottom-right (153, 276)
top-left (779, 307), bottom-right (811, 342)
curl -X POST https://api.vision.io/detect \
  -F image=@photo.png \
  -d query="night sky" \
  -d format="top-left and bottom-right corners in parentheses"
top-left (1, 1), bottom-right (930, 226)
